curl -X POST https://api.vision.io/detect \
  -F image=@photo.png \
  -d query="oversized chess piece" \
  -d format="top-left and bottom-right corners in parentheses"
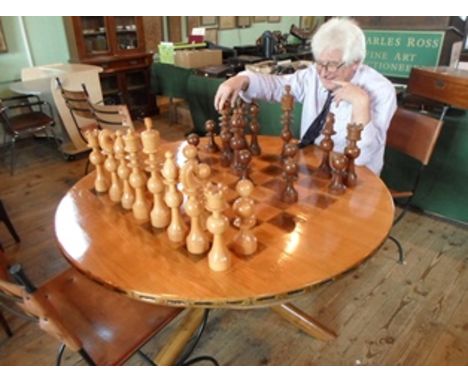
top-left (204, 120), bottom-right (220, 153)
top-left (86, 129), bottom-right (108, 193)
top-left (219, 101), bottom-right (233, 167)
top-left (344, 123), bottom-right (364, 188)
top-left (316, 113), bottom-right (336, 179)
top-left (99, 129), bottom-right (122, 202)
top-left (123, 128), bottom-right (150, 221)
top-left (162, 151), bottom-right (187, 243)
top-left (114, 130), bottom-right (134, 210)
top-left (328, 152), bottom-right (348, 195)
top-left (249, 102), bottom-right (261, 156)
top-left (232, 179), bottom-right (257, 256)
top-left (230, 109), bottom-right (247, 175)
top-left (141, 118), bottom-right (170, 228)
top-left (280, 85), bottom-right (294, 160)
top-left (205, 182), bottom-right (232, 272)
top-left (238, 148), bottom-right (252, 181)
top-left (187, 133), bottom-right (201, 161)
top-left (281, 140), bottom-right (299, 203)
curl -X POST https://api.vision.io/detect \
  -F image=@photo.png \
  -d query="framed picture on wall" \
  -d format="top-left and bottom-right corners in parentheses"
top-left (0, 19), bottom-right (7, 53)
top-left (253, 16), bottom-right (267, 23)
top-left (267, 16), bottom-right (281, 23)
top-left (237, 16), bottom-right (251, 28)
top-left (200, 16), bottom-right (218, 28)
top-left (219, 16), bottom-right (236, 30)
top-left (204, 28), bottom-right (218, 44)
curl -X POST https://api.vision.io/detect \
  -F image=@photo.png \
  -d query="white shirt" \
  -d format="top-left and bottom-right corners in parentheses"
top-left (240, 64), bottom-right (397, 175)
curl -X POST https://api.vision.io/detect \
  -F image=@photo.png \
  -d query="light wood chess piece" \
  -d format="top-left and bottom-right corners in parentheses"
top-left (114, 130), bottom-right (134, 210)
top-left (205, 182), bottom-right (232, 272)
top-left (99, 129), bottom-right (122, 203)
top-left (316, 113), bottom-right (336, 179)
top-left (162, 151), bottom-right (187, 243)
top-left (123, 128), bottom-right (150, 221)
top-left (344, 123), bottom-right (364, 188)
top-left (232, 179), bottom-right (257, 256)
top-left (86, 129), bottom-right (108, 193)
top-left (141, 118), bottom-right (170, 228)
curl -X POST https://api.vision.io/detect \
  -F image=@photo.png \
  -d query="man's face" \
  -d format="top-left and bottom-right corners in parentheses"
top-left (315, 48), bottom-right (358, 90)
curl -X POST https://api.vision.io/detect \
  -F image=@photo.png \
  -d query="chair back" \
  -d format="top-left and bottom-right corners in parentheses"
top-left (386, 107), bottom-right (443, 166)
top-left (56, 78), bottom-right (94, 120)
top-left (90, 102), bottom-right (134, 131)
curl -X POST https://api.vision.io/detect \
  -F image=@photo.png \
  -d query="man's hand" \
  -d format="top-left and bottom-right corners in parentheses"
top-left (214, 75), bottom-right (250, 111)
top-left (331, 80), bottom-right (371, 126)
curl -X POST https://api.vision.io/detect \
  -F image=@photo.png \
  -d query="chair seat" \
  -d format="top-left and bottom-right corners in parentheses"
top-left (39, 268), bottom-right (183, 365)
top-left (389, 189), bottom-right (413, 199)
top-left (9, 112), bottom-right (54, 132)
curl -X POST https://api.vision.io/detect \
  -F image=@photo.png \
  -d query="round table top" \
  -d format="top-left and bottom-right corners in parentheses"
top-left (55, 136), bottom-right (394, 308)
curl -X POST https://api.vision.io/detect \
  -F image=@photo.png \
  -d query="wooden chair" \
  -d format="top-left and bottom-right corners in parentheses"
top-left (384, 107), bottom-right (443, 263)
top-left (0, 94), bottom-right (57, 175)
top-left (0, 247), bottom-right (188, 365)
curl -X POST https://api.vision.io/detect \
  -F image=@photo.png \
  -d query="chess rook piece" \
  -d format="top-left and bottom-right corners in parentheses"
top-left (123, 128), bottom-right (150, 221)
top-left (86, 129), bottom-right (109, 193)
top-left (344, 123), bottom-right (364, 188)
top-left (114, 130), bottom-right (134, 210)
top-left (280, 85), bottom-right (294, 159)
top-left (162, 151), bottom-right (187, 243)
top-left (205, 182), bottom-right (232, 272)
top-left (141, 118), bottom-right (170, 228)
top-left (232, 179), bottom-right (257, 256)
top-left (328, 152), bottom-right (348, 195)
top-left (281, 140), bottom-right (299, 203)
top-left (249, 102), bottom-right (261, 156)
top-left (204, 120), bottom-right (220, 153)
top-left (238, 149), bottom-right (252, 181)
top-left (316, 113), bottom-right (336, 179)
top-left (99, 129), bottom-right (122, 203)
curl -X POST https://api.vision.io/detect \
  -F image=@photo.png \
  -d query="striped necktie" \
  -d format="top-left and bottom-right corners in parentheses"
top-left (299, 92), bottom-right (333, 148)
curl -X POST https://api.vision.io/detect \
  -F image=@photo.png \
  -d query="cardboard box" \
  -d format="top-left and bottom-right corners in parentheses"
top-left (174, 49), bottom-right (222, 69)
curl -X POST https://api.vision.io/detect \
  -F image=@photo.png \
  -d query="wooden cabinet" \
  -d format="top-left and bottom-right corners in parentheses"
top-left (64, 16), bottom-right (156, 117)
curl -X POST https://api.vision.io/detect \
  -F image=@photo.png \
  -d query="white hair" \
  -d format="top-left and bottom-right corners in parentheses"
top-left (311, 17), bottom-right (366, 65)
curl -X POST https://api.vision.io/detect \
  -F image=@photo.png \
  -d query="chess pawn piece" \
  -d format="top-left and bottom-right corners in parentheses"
top-left (162, 151), bottom-right (187, 243)
top-left (238, 149), bottom-right (252, 181)
top-left (141, 118), bottom-right (170, 228)
top-left (219, 101), bottom-right (233, 167)
top-left (344, 123), bottom-right (364, 188)
top-left (249, 102), bottom-right (261, 156)
top-left (99, 129), bottom-right (122, 203)
top-left (316, 113), bottom-right (336, 179)
top-left (114, 130), bottom-right (134, 210)
top-left (86, 129), bottom-right (109, 193)
top-left (328, 152), bottom-right (348, 195)
top-left (204, 120), bottom-right (220, 153)
top-left (281, 141), bottom-right (299, 203)
top-left (123, 128), bottom-right (150, 221)
top-left (205, 182), bottom-right (232, 272)
top-left (195, 162), bottom-right (211, 232)
top-left (186, 133), bottom-right (200, 161)
top-left (232, 179), bottom-right (257, 256)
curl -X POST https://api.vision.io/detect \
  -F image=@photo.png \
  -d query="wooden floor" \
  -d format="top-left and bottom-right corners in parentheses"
top-left (0, 112), bottom-right (467, 366)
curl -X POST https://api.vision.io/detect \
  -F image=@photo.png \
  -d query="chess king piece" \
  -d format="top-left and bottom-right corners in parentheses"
top-left (98, 129), bottom-right (122, 203)
top-left (280, 84), bottom-right (294, 159)
top-left (162, 151), bottom-right (187, 244)
top-left (204, 120), bottom-right (220, 153)
top-left (123, 128), bottom-right (150, 221)
top-left (114, 130), bottom-right (134, 210)
top-left (205, 182), bottom-right (232, 272)
top-left (316, 113), bottom-right (336, 179)
top-left (249, 102), bottom-right (261, 156)
top-left (141, 118), bottom-right (170, 228)
top-left (86, 129), bottom-right (109, 193)
top-left (232, 179), bottom-right (257, 256)
top-left (281, 140), bottom-right (299, 203)
top-left (344, 123), bottom-right (364, 188)
top-left (328, 152), bottom-right (349, 195)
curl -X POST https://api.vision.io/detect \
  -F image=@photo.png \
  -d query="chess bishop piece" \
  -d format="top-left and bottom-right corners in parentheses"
top-left (232, 180), bottom-right (257, 256)
top-left (99, 129), bottom-right (122, 203)
top-left (86, 129), bottom-right (109, 193)
top-left (249, 102), bottom-right (261, 156)
top-left (114, 130), bottom-right (134, 210)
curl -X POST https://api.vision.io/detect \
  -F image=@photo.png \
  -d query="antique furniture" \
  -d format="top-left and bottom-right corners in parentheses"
top-left (54, 136), bottom-right (394, 363)
top-left (64, 16), bottom-right (156, 117)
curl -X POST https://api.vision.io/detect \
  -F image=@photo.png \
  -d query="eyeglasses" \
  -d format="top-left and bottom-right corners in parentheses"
top-left (315, 61), bottom-right (346, 73)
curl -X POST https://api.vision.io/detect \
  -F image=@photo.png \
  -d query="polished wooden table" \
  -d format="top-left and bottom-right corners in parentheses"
top-left (55, 136), bottom-right (394, 363)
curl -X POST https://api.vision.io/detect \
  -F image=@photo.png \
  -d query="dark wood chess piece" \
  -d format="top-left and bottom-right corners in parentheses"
top-left (280, 85), bottom-right (294, 160)
top-left (204, 120), bottom-right (220, 153)
top-left (344, 123), bottom-right (364, 188)
top-left (219, 101), bottom-right (233, 167)
top-left (281, 140), bottom-right (299, 203)
top-left (186, 133), bottom-right (200, 161)
top-left (238, 148), bottom-right (252, 181)
top-left (316, 113), bottom-right (336, 179)
top-left (249, 102), bottom-right (261, 156)
top-left (230, 109), bottom-right (246, 175)
top-left (328, 152), bottom-right (348, 195)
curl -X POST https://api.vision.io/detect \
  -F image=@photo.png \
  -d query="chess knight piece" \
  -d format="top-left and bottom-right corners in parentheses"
top-left (344, 123), bottom-right (364, 187)
top-left (316, 113), bottom-right (336, 179)
top-left (232, 179), bottom-right (257, 256)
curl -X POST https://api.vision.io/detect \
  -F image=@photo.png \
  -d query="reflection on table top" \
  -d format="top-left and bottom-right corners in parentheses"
top-left (55, 136), bottom-right (394, 309)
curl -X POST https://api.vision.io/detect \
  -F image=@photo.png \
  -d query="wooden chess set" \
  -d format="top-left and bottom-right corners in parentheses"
top-left (85, 86), bottom-right (365, 274)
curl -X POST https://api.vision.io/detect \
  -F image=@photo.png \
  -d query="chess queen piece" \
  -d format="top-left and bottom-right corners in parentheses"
top-left (344, 123), bottom-right (364, 188)
top-left (232, 179), bottom-right (257, 256)
top-left (249, 102), bottom-right (261, 156)
top-left (205, 182), bottom-right (232, 272)
top-left (316, 113), bottom-right (336, 179)
top-left (281, 141), bottom-right (299, 203)
top-left (328, 152), bottom-right (349, 195)
top-left (141, 118), bottom-right (170, 228)
top-left (99, 129), bottom-right (122, 203)
top-left (204, 120), bottom-right (220, 153)
top-left (86, 129), bottom-right (109, 193)
top-left (114, 130), bottom-right (134, 210)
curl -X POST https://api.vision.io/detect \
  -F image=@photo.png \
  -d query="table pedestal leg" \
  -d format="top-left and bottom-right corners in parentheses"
top-left (154, 308), bottom-right (206, 365)
top-left (271, 303), bottom-right (336, 341)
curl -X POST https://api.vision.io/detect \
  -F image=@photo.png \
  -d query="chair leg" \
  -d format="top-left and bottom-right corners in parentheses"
top-left (388, 235), bottom-right (404, 264)
top-left (0, 310), bottom-right (13, 337)
top-left (9, 137), bottom-right (16, 176)
top-left (0, 200), bottom-right (20, 243)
